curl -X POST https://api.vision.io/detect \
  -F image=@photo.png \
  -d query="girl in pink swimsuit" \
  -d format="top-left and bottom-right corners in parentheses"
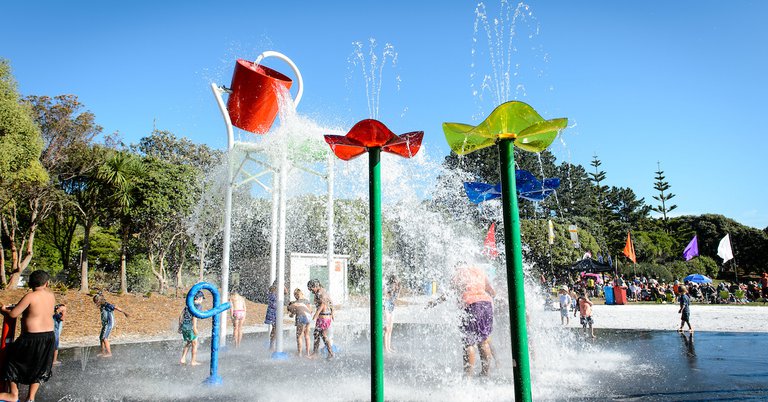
top-left (230, 291), bottom-right (246, 348)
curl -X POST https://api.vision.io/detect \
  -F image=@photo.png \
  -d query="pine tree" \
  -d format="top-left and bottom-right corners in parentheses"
top-left (651, 162), bottom-right (677, 232)
top-left (588, 155), bottom-right (610, 228)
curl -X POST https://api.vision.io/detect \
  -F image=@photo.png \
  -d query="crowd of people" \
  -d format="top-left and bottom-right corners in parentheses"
top-left (550, 272), bottom-right (768, 306)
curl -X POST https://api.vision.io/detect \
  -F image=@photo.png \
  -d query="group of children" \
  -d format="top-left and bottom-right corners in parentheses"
top-left (557, 284), bottom-right (694, 337)
top-left (279, 279), bottom-right (335, 359)
top-left (0, 271), bottom-right (132, 402)
top-left (177, 279), bottom-right (335, 363)
top-left (558, 286), bottom-right (595, 338)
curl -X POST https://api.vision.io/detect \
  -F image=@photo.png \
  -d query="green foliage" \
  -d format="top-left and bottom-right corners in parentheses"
top-left (86, 226), bottom-right (121, 270)
top-left (0, 59), bottom-right (47, 200)
top-left (620, 262), bottom-right (673, 282)
top-left (634, 230), bottom-right (677, 263)
top-left (521, 218), bottom-right (601, 273)
top-left (126, 254), bottom-right (154, 293)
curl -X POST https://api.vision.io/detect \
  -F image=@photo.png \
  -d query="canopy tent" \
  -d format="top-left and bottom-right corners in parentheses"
top-left (570, 258), bottom-right (614, 273)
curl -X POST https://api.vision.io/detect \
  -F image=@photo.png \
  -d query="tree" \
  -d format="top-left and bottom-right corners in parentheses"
top-left (554, 162), bottom-right (592, 218)
top-left (3, 94), bottom-right (101, 288)
top-left (59, 144), bottom-right (109, 292)
top-left (0, 59), bottom-right (47, 208)
top-left (0, 59), bottom-right (47, 286)
top-left (98, 150), bottom-right (144, 293)
top-left (651, 162), bottom-right (677, 232)
top-left (587, 155), bottom-right (610, 241)
top-left (605, 186), bottom-right (650, 252)
top-left (36, 192), bottom-right (79, 281)
top-left (132, 156), bottom-right (198, 293)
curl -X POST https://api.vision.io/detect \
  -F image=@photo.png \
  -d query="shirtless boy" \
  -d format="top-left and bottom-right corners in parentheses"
top-left (0, 270), bottom-right (57, 402)
top-left (577, 291), bottom-right (596, 338)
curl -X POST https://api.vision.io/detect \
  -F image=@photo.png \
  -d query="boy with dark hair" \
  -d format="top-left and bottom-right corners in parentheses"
top-left (0, 270), bottom-right (57, 402)
top-left (52, 303), bottom-right (66, 365)
top-left (93, 294), bottom-right (129, 358)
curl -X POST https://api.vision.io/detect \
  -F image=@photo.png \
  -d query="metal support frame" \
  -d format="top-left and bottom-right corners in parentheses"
top-left (210, 78), bottom-right (336, 353)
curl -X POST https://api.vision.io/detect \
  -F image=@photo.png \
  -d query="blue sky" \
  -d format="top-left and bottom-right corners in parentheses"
top-left (3, 1), bottom-right (767, 229)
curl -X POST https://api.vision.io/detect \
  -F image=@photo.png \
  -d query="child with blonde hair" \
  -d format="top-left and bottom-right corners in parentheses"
top-left (287, 288), bottom-right (312, 357)
top-left (230, 290), bottom-right (246, 348)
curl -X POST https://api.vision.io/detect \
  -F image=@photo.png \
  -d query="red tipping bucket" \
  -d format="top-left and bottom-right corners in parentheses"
top-left (227, 59), bottom-right (293, 134)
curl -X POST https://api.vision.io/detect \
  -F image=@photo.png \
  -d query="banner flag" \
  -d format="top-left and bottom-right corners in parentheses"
top-left (683, 235), bottom-right (699, 261)
top-left (623, 231), bottom-right (637, 264)
top-left (482, 222), bottom-right (499, 259)
top-left (717, 234), bottom-right (734, 264)
top-left (547, 220), bottom-right (555, 245)
top-left (568, 224), bottom-right (580, 249)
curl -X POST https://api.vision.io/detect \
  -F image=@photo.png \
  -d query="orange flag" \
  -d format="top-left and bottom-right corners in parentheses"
top-left (482, 222), bottom-right (499, 259)
top-left (623, 231), bottom-right (637, 264)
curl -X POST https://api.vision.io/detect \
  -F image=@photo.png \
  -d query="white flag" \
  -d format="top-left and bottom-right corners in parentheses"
top-left (717, 234), bottom-right (734, 264)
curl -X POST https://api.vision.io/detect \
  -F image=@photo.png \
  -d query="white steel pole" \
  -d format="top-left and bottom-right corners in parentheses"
top-left (274, 144), bottom-right (288, 355)
top-left (210, 83), bottom-right (233, 347)
top-left (270, 173), bottom-right (279, 285)
top-left (326, 153), bottom-right (336, 300)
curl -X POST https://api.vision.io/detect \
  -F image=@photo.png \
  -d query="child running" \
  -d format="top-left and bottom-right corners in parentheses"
top-left (52, 303), bottom-right (66, 365)
top-left (307, 279), bottom-right (335, 359)
top-left (230, 290), bottom-right (246, 348)
top-left (678, 285), bottom-right (694, 333)
top-left (287, 289), bottom-right (312, 358)
top-left (178, 294), bottom-right (201, 365)
top-left (576, 290), bottom-right (595, 338)
top-left (93, 293), bottom-right (129, 357)
top-left (0, 270), bottom-right (57, 402)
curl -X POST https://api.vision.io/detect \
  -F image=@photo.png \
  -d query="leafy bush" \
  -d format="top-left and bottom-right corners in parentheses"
top-left (127, 254), bottom-right (154, 293)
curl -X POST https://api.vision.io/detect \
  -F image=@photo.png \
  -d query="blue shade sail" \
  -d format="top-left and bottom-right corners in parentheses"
top-left (464, 169), bottom-right (560, 204)
top-left (463, 182), bottom-right (503, 204)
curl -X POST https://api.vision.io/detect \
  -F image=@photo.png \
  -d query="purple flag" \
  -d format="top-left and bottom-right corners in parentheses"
top-left (683, 235), bottom-right (699, 261)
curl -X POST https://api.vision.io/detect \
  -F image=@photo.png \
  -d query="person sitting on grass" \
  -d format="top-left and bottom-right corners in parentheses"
top-left (93, 294), bottom-right (129, 358)
top-left (0, 270), bottom-right (57, 402)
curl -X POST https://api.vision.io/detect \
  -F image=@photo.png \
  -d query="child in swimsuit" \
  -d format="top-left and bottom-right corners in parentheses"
top-left (577, 291), bottom-right (595, 338)
top-left (52, 303), bottom-right (66, 365)
top-left (230, 291), bottom-right (246, 348)
top-left (93, 293), bottom-right (129, 357)
top-left (178, 296), bottom-right (200, 365)
top-left (287, 289), bottom-right (312, 357)
top-left (307, 279), bottom-right (334, 359)
top-left (264, 285), bottom-right (278, 352)
top-left (384, 274), bottom-right (400, 353)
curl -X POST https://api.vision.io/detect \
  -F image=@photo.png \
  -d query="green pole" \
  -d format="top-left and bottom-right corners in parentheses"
top-left (369, 147), bottom-right (384, 402)
top-left (498, 139), bottom-right (533, 401)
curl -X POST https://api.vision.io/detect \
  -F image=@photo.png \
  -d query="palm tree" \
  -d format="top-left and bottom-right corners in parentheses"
top-left (98, 150), bottom-right (144, 293)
